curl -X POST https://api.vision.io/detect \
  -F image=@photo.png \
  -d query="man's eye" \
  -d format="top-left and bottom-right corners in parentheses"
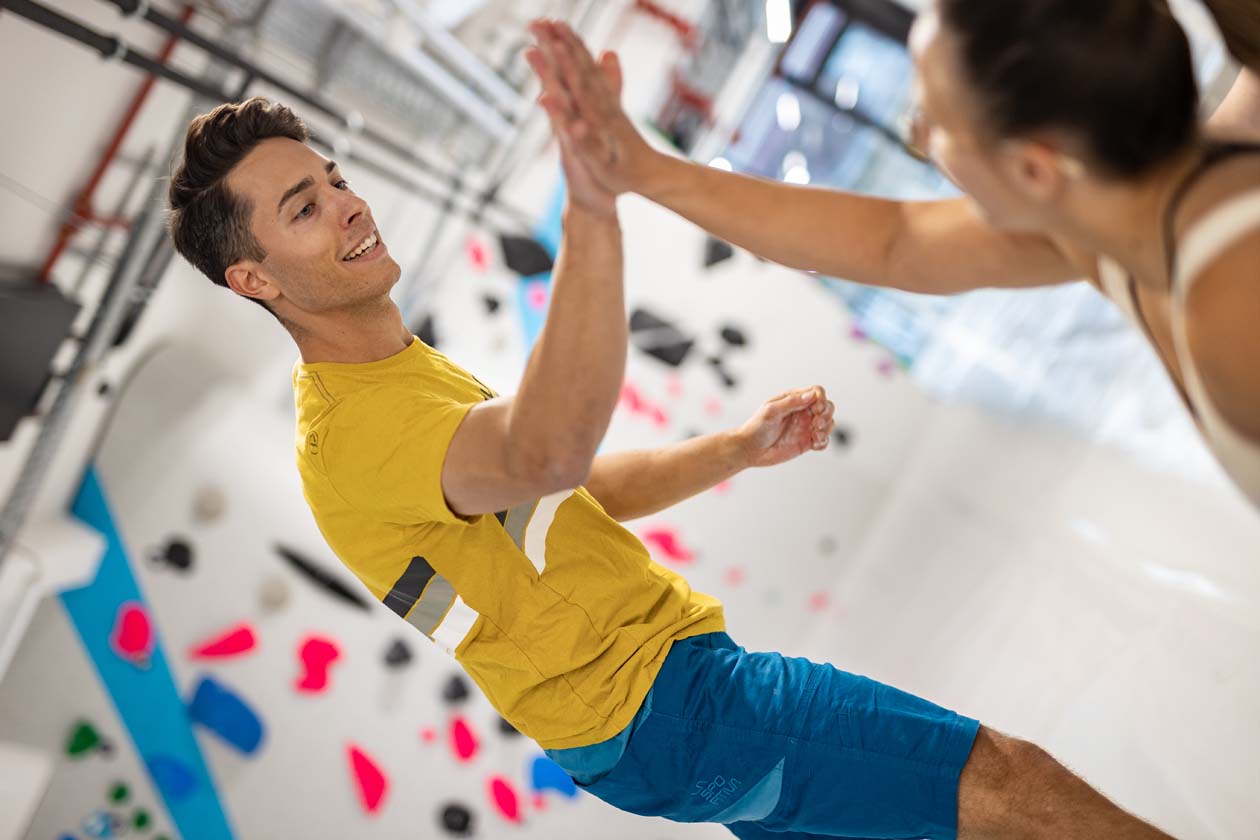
top-left (336, 179), bottom-right (350, 190)
top-left (296, 202), bottom-right (314, 220)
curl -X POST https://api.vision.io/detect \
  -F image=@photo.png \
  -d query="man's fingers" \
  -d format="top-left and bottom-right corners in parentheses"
top-left (761, 391), bottom-right (804, 419)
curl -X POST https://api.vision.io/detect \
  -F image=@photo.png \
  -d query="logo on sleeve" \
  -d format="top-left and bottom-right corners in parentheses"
top-left (306, 431), bottom-right (320, 455)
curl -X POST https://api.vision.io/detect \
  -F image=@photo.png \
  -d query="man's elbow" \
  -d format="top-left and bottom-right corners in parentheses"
top-left (508, 447), bottom-right (594, 496)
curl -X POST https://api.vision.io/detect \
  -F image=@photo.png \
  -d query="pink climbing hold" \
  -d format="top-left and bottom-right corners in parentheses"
top-left (724, 567), bottom-right (746, 587)
top-left (347, 744), bottom-right (388, 815)
top-left (618, 382), bottom-right (671, 428)
top-left (419, 727), bottom-right (437, 744)
top-left (713, 480), bottom-right (732, 495)
top-left (849, 324), bottom-right (867, 342)
top-left (533, 793), bottom-right (547, 811)
top-left (526, 282), bottom-right (549, 310)
top-left (808, 591), bottom-right (830, 612)
top-left (295, 636), bottom-right (341, 694)
top-left (704, 397), bottom-right (722, 417)
top-left (466, 234), bottom-right (489, 272)
top-left (488, 775), bottom-right (522, 823)
top-left (666, 374), bottom-right (683, 398)
top-left (876, 357), bottom-right (897, 378)
top-left (449, 716), bottom-right (480, 762)
top-left (641, 527), bottom-right (695, 565)
top-left (188, 623), bottom-right (257, 660)
top-left (110, 601), bottom-right (153, 666)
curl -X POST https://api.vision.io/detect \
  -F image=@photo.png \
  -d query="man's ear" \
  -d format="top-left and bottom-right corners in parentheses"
top-left (225, 262), bottom-right (280, 304)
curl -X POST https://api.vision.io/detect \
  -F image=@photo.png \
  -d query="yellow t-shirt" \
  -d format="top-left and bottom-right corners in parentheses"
top-left (292, 336), bottom-right (725, 749)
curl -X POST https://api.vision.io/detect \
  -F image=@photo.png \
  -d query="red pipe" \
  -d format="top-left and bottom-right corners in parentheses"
top-left (632, 0), bottom-right (698, 50)
top-left (36, 5), bottom-right (195, 283)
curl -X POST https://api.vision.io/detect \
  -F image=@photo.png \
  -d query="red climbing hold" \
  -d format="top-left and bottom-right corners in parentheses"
top-left (347, 744), bottom-right (388, 815)
top-left (110, 602), bottom-right (153, 666)
top-left (295, 636), bottom-right (340, 694)
top-left (188, 623), bottom-right (257, 660)
top-left (449, 716), bottom-right (480, 762)
top-left (641, 527), bottom-right (695, 565)
top-left (488, 775), bottom-right (521, 823)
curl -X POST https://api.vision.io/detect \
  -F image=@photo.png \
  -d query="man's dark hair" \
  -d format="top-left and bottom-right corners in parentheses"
top-left (939, 0), bottom-right (1199, 179)
top-left (167, 97), bottom-right (309, 317)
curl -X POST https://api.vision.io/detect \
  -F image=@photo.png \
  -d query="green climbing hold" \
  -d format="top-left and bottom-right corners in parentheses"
top-left (66, 721), bottom-right (102, 758)
top-left (133, 809), bottom-right (151, 829)
top-left (110, 782), bottom-right (129, 802)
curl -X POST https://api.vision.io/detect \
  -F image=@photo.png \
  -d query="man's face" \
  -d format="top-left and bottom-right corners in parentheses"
top-left (225, 137), bottom-right (400, 316)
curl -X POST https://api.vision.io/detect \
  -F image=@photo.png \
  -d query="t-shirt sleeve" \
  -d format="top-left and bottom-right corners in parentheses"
top-left (323, 387), bottom-right (477, 525)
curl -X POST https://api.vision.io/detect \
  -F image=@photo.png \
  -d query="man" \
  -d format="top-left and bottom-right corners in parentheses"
top-left (167, 96), bottom-right (1171, 838)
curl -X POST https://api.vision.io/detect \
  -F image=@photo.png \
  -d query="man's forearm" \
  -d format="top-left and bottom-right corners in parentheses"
top-left (509, 205), bottom-right (627, 479)
top-left (583, 431), bottom-right (749, 522)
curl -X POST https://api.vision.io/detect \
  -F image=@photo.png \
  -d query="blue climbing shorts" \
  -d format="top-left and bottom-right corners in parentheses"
top-left (546, 632), bottom-right (979, 840)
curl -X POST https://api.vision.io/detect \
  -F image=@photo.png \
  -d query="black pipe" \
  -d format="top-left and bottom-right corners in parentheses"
top-left (5, 0), bottom-right (534, 230)
top-left (96, 0), bottom-right (518, 216)
top-left (6, 0), bottom-right (227, 100)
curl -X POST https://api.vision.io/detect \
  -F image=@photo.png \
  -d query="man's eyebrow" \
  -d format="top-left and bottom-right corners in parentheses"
top-left (277, 176), bottom-right (314, 215)
top-left (276, 161), bottom-right (340, 215)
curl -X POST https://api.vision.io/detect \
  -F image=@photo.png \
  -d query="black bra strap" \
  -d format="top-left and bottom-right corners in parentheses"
top-left (1162, 141), bottom-right (1260, 281)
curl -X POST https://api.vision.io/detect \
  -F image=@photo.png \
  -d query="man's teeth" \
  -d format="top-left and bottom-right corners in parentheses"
top-left (344, 232), bottom-right (378, 261)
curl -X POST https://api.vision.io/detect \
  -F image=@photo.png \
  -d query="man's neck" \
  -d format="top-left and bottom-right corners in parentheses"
top-left (292, 301), bottom-right (413, 365)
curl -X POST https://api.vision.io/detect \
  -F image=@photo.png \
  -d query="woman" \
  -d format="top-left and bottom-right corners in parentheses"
top-left (527, 0), bottom-right (1260, 508)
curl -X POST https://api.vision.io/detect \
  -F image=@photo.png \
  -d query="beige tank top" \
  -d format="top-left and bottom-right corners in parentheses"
top-left (1097, 177), bottom-right (1260, 508)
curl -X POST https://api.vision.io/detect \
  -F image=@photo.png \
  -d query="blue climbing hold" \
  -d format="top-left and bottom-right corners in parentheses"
top-left (530, 755), bottom-right (578, 799)
top-left (147, 753), bottom-right (198, 800)
top-left (187, 676), bottom-right (264, 755)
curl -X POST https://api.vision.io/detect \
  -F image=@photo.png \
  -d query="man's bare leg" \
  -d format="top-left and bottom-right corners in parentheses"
top-left (958, 726), bottom-right (1174, 839)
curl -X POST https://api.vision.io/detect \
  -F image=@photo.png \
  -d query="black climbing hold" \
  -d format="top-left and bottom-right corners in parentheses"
top-left (442, 674), bottom-right (471, 704)
top-left (384, 638), bottom-right (413, 668)
top-left (497, 716), bottom-right (521, 737)
top-left (499, 234), bottom-right (554, 276)
top-left (832, 427), bottom-right (852, 448)
top-left (481, 294), bottom-right (501, 315)
top-left (273, 544), bottom-right (372, 612)
top-left (151, 538), bottom-right (193, 573)
top-left (629, 308), bottom-right (695, 368)
top-left (719, 325), bottom-right (747, 347)
top-left (439, 802), bottom-right (475, 836)
top-left (703, 236), bottom-right (734, 268)
top-left (707, 356), bottom-right (737, 389)
top-left (417, 314), bottom-right (438, 349)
